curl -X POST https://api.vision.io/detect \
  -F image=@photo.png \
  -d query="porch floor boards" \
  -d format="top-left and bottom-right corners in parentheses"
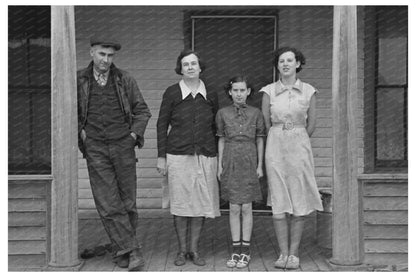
top-left (78, 215), bottom-right (332, 272)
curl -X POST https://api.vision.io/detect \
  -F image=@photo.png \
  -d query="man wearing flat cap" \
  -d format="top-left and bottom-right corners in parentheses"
top-left (77, 36), bottom-right (151, 271)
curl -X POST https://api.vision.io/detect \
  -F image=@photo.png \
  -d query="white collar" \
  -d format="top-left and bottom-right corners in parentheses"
top-left (93, 68), bottom-right (109, 80)
top-left (275, 79), bottom-right (303, 96)
top-left (179, 79), bottom-right (207, 100)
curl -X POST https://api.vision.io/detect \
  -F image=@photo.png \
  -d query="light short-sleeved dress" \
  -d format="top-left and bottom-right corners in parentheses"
top-left (216, 104), bottom-right (265, 204)
top-left (261, 79), bottom-right (323, 216)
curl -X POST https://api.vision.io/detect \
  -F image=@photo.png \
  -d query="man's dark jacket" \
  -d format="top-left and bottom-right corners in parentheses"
top-left (77, 62), bottom-right (151, 156)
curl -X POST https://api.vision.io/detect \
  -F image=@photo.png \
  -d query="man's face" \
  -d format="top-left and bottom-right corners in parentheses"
top-left (90, 45), bottom-right (115, 73)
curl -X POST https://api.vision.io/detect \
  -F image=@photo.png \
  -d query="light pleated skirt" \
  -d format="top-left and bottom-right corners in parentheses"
top-left (165, 154), bottom-right (220, 218)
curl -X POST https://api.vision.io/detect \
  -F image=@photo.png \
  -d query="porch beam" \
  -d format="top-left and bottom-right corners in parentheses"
top-left (331, 6), bottom-right (363, 265)
top-left (49, 6), bottom-right (81, 269)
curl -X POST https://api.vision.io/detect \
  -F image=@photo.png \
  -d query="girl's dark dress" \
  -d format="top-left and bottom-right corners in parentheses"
top-left (215, 104), bottom-right (265, 204)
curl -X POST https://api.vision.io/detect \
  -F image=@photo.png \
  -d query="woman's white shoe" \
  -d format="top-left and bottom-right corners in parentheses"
top-left (274, 254), bottom-right (288, 268)
top-left (285, 255), bottom-right (300, 269)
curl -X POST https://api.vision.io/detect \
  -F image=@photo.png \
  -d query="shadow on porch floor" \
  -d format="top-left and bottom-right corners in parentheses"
top-left (78, 215), bottom-right (333, 271)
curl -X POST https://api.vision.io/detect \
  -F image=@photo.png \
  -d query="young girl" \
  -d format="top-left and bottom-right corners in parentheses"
top-left (216, 75), bottom-right (265, 268)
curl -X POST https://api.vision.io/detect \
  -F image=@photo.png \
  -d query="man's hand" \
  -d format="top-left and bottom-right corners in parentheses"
top-left (81, 129), bottom-right (87, 142)
top-left (130, 132), bottom-right (137, 140)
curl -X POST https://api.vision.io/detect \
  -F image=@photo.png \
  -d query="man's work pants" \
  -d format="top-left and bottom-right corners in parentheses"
top-left (84, 135), bottom-right (139, 256)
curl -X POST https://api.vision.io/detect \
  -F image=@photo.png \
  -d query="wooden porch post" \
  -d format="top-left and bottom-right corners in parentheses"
top-left (49, 6), bottom-right (81, 269)
top-left (330, 6), bottom-right (364, 266)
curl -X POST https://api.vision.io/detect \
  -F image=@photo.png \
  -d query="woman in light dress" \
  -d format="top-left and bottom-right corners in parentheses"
top-left (261, 47), bottom-right (323, 269)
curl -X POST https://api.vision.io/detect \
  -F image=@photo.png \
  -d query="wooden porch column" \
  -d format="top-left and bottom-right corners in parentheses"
top-left (330, 6), bottom-right (363, 266)
top-left (49, 6), bottom-right (81, 269)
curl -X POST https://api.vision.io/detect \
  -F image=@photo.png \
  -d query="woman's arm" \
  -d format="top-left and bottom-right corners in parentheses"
top-left (217, 137), bottom-right (225, 180)
top-left (261, 93), bottom-right (271, 133)
top-left (306, 94), bottom-right (317, 137)
top-left (157, 157), bottom-right (167, 176)
top-left (156, 87), bottom-right (173, 176)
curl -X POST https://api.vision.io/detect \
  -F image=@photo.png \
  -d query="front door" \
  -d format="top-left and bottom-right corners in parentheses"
top-left (192, 12), bottom-right (277, 210)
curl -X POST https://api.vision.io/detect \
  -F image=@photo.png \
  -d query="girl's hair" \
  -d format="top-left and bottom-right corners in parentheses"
top-left (174, 49), bottom-right (206, 75)
top-left (224, 75), bottom-right (253, 100)
top-left (273, 46), bottom-right (306, 73)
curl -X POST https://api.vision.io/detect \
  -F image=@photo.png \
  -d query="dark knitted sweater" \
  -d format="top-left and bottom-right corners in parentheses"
top-left (157, 83), bottom-right (218, 157)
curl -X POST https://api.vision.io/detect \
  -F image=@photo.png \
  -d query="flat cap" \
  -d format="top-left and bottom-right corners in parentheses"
top-left (90, 35), bottom-right (121, 51)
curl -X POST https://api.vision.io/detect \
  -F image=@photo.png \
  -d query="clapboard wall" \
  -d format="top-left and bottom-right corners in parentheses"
top-left (360, 176), bottom-right (408, 265)
top-left (8, 178), bottom-right (51, 270)
top-left (74, 6), bottom-right (364, 215)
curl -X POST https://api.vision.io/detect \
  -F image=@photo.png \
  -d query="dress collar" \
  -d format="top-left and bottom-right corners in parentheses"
top-left (179, 79), bottom-right (207, 100)
top-left (275, 79), bottom-right (303, 96)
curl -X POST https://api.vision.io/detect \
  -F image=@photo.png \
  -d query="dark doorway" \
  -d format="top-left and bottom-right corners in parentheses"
top-left (189, 11), bottom-right (277, 210)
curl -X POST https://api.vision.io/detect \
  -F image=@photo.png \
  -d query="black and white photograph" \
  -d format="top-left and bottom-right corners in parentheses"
top-left (6, 2), bottom-right (410, 272)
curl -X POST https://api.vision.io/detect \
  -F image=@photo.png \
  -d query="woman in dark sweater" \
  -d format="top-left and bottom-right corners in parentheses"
top-left (156, 49), bottom-right (220, 267)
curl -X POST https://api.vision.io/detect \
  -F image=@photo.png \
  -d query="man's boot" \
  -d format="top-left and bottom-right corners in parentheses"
top-left (128, 247), bottom-right (145, 271)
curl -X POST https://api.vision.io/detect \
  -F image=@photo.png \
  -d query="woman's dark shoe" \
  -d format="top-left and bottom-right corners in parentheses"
top-left (188, 252), bottom-right (206, 266)
top-left (174, 252), bottom-right (186, 266)
top-left (185, 252), bottom-right (191, 260)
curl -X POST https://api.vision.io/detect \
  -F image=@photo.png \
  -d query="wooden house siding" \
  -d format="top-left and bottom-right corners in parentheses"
top-left (8, 178), bottom-right (51, 270)
top-left (360, 175), bottom-right (408, 265)
top-left (75, 6), bottom-right (344, 215)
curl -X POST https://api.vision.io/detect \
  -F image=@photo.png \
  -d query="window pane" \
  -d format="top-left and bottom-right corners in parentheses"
top-left (378, 37), bottom-right (407, 85)
top-left (8, 89), bottom-right (51, 174)
top-left (376, 6), bottom-right (407, 86)
top-left (376, 87), bottom-right (405, 160)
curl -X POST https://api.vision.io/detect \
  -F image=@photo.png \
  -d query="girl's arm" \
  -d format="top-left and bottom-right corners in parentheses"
top-left (261, 93), bottom-right (271, 133)
top-left (217, 137), bottom-right (225, 180)
top-left (256, 136), bottom-right (264, 178)
top-left (306, 94), bottom-right (317, 137)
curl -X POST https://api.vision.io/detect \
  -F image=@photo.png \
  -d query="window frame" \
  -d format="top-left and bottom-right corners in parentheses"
top-left (8, 6), bottom-right (51, 175)
top-left (364, 6), bottom-right (408, 172)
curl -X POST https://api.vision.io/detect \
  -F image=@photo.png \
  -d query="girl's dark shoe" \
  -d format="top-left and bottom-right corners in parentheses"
top-left (188, 252), bottom-right (206, 266)
top-left (174, 252), bottom-right (187, 266)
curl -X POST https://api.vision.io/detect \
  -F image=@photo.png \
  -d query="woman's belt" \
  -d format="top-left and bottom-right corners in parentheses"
top-left (272, 122), bottom-right (305, 130)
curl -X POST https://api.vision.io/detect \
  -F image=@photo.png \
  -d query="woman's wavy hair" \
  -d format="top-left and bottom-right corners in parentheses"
top-left (174, 49), bottom-right (206, 75)
top-left (273, 46), bottom-right (306, 73)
